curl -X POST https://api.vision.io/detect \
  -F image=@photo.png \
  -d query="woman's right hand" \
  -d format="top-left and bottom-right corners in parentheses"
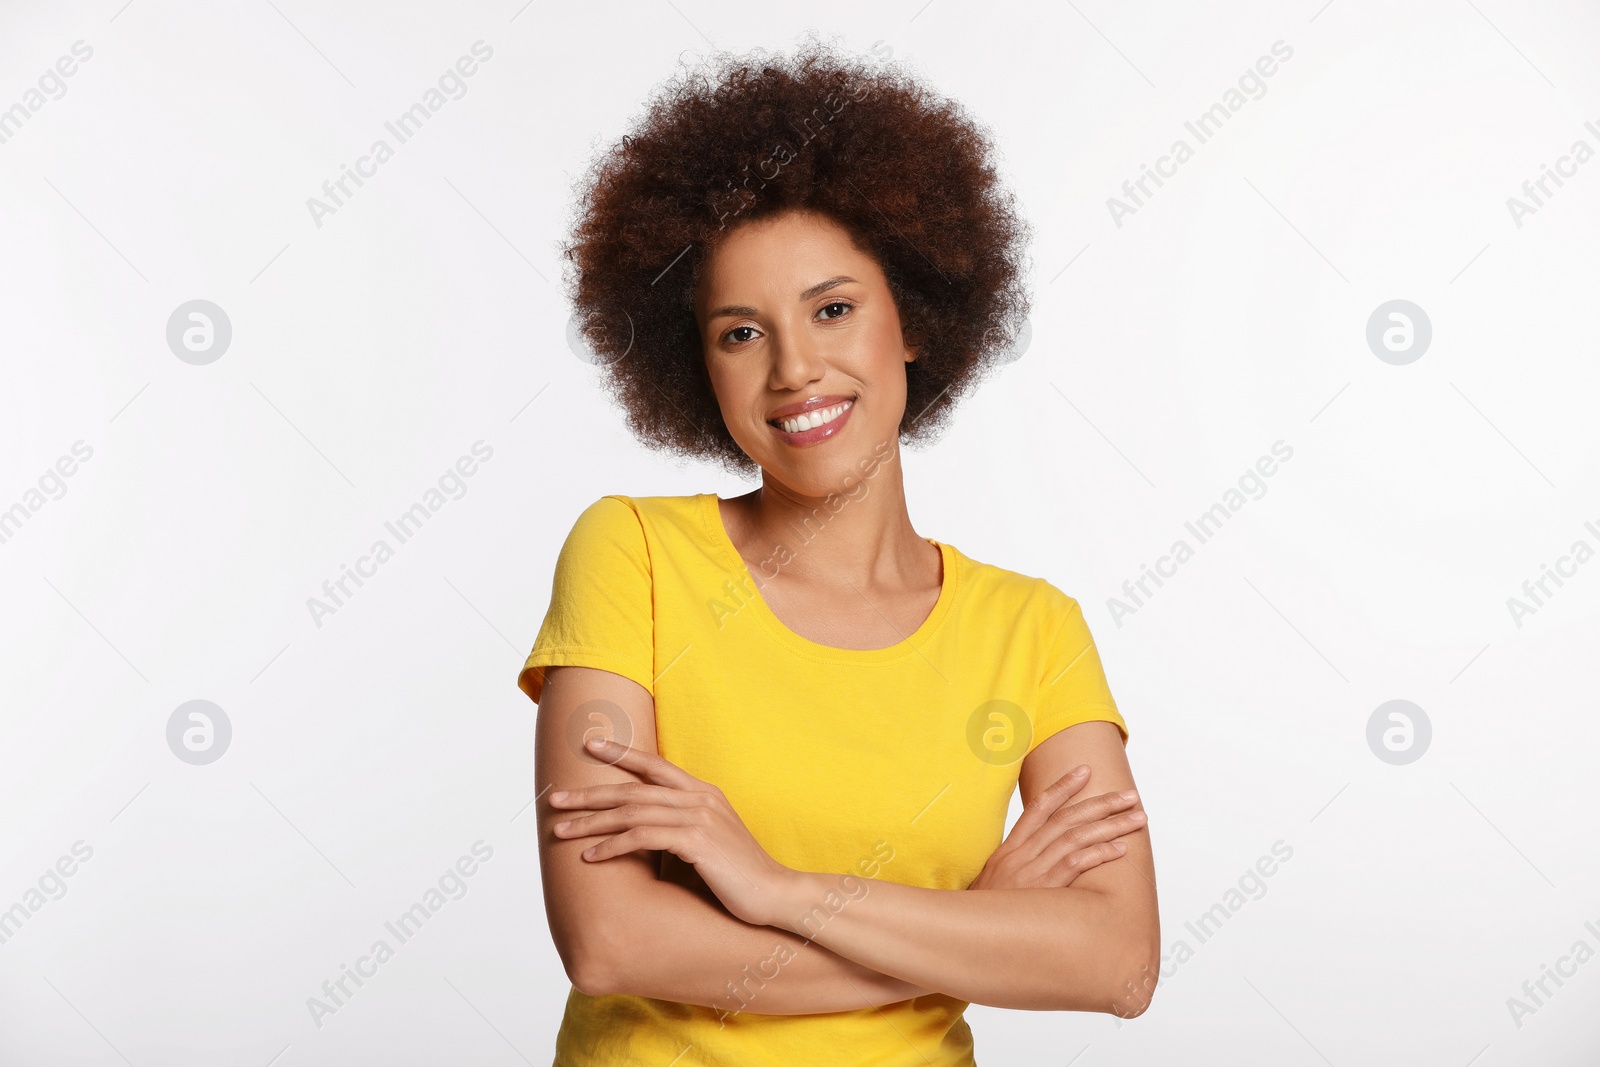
top-left (968, 765), bottom-right (1146, 891)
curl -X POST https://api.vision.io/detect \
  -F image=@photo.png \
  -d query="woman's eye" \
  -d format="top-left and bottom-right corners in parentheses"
top-left (722, 303), bottom-right (851, 346)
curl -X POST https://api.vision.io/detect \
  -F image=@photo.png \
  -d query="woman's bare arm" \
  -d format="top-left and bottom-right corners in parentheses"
top-left (535, 664), bottom-right (932, 1015)
top-left (766, 721), bottom-right (1159, 1015)
top-left (538, 666), bottom-right (1156, 1016)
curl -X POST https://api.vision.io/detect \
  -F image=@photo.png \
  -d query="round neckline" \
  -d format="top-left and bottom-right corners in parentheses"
top-left (699, 492), bottom-right (960, 664)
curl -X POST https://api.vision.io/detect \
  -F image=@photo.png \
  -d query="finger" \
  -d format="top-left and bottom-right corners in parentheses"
top-left (1046, 788), bottom-right (1140, 829)
top-left (1042, 765), bottom-right (1093, 803)
top-left (998, 767), bottom-right (1096, 861)
top-left (553, 803), bottom-right (697, 839)
top-left (580, 823), bottom-right (686, 862)
top-left (582, 738), bottom-right (710, 792)
top-left (549, 781), bottom-right (688, 810)
top-left (1016, 783), bottom-right (1133, 846)
top-left (1064, 807), bottom-right (1148, 848)
top-left (1046, 840), bottom-right (1128, 883)
top-left (1012, 765), bottom-right (1093, 833)
top-left (1036, 809), bottom-right (1147, 866)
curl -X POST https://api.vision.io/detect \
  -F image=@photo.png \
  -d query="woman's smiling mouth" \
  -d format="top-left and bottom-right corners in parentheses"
top-left (766, 397), bottom-right (856, 446)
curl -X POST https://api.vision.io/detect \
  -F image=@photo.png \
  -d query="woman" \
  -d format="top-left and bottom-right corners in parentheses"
top-left (518, 34), bottom-right (1158, 1065)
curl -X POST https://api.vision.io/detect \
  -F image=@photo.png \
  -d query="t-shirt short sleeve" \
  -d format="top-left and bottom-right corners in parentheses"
top-left (517, 495), bottom-right (655, 705)
top-left (1028, 590), bottom-right (1128, 754)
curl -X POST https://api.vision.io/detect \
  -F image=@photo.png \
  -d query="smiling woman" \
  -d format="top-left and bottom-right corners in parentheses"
top-left (519, 30), bottom-right (1159, 1066)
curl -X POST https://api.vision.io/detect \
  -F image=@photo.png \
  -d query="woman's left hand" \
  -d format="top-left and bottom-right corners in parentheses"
top-left (549, 738), bottom-right (801, 927)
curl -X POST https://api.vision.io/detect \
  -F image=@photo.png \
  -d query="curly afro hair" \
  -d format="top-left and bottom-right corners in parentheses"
top-left (562, 31), bottom-right (1033, 478)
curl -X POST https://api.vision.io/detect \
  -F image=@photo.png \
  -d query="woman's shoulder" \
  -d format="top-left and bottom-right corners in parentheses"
top-left (949, 542), bottom-right (1087, 624)
top-left (567, 491), bottom-right (705, 522)
top-left (560, 492), bottom-right (710, 550)
top-left (587, 492), bottom-right (711, 521)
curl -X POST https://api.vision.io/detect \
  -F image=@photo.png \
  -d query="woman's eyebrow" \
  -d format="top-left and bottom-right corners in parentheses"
top-left (799, 275), bottom-right (857, 300)
top-left (706, 276), bottom-right (859, 321)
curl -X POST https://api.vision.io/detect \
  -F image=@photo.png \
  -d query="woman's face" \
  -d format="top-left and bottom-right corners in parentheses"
top-left (694, 208), bottom-right (915, 496)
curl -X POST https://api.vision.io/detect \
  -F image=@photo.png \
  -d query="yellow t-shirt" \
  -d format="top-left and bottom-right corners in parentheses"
top-left (519, 493), bottom-right (1128, 1067)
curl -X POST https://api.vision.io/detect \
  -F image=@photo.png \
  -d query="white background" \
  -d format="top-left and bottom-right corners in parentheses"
top-left (2, 0), bottom-right (1598, 1063)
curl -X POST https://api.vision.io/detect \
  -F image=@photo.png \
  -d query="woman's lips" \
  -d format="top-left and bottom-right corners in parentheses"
top-left (767, 398), bottom-right (855, 447)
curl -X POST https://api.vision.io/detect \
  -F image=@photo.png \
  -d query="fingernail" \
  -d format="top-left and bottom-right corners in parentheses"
top-left (550, 790), bottom-right (569, 803)
top-left (554, 820), bottom-right (570, 832)
top-left (1129, 810), bottom-right (1147, 821)
top-left (1120, 789), bottom-right (1139, 801)
top-left (586, 738), bottom-right (608, 749)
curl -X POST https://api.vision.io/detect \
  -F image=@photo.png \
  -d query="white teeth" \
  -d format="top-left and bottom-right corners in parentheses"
top-left (776, 400), bottom-right (852, 434)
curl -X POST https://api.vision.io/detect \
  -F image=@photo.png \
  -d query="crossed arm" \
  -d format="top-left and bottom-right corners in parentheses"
top-left (532, 664), bottom-right (1159, 1018)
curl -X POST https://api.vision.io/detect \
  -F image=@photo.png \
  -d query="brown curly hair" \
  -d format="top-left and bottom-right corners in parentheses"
top-left (561, 31), bottom-right (1033, 478)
